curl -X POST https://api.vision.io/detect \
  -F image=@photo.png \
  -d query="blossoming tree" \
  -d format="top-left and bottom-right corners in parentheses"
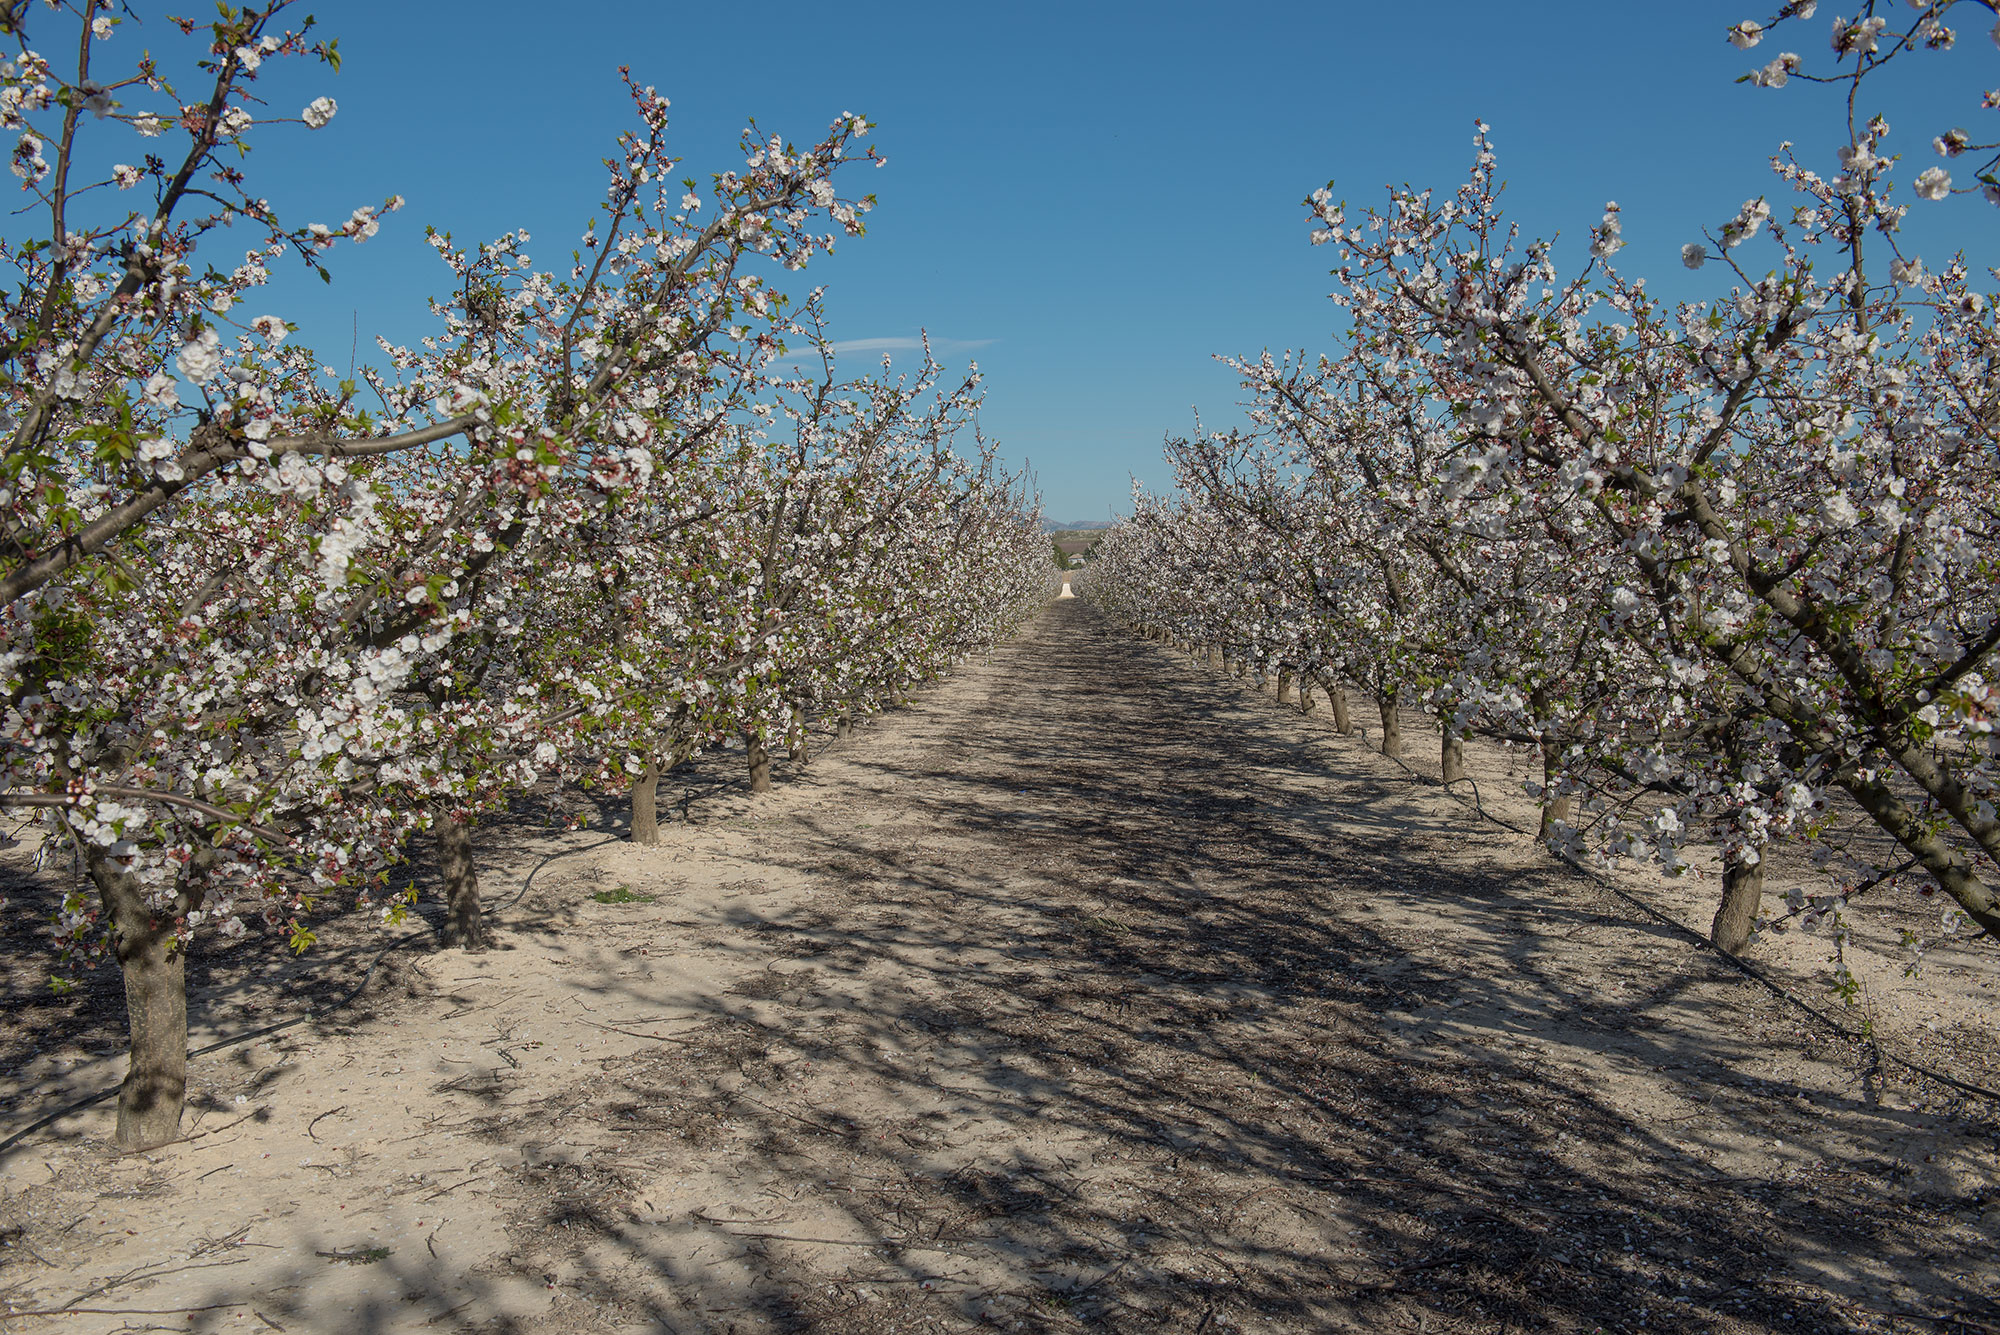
top-left (0, 0), bottom-right (1050, 1151)
top-left (1086, 0), bottom-right (2000, 979)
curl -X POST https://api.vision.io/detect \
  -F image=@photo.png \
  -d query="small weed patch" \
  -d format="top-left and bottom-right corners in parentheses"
top-left (317, 1247), bottom-right (391, 1265)
top-left (591, 886), bottom-right (656, 904)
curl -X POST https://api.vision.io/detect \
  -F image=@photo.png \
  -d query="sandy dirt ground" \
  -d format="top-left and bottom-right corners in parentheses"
top-left (0, 599), bottom-right (1996, 1334)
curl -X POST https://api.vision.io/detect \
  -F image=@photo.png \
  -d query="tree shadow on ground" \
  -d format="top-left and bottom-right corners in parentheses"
top-left (81, 601), bottom-right (2000, 1333)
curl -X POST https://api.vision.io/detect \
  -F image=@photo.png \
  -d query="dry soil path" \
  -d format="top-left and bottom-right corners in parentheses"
top-left (1, 600), bottom-right (1995, 1335)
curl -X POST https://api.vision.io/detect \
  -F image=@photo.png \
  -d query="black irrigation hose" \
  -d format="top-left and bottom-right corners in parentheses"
top-left (1214, 655), bottom-right (2000, 1109)
top-left (1556, 854), bottom-right (2000, 1108)
top-left (1437, 773), bottom-right (1528, 837)
top-left (0, 832), bottom-right (622, 1160)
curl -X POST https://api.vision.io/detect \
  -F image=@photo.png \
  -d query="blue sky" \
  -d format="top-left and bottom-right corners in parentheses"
top-left (161, 0), bottom-right (1997, 521)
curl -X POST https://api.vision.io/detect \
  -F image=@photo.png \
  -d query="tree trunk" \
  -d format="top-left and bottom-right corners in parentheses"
top-left (437, 818), bottom-right (489, 951)
top-left (1298, 675), bottom-right (1318, 715)
top-left (91, 851), bottom-right (187, 1151)
top-left (1441, 727), bottom-right (1465, 785)
top-left (1537, 740), bottom-right (1571, 842)
top-left (746, 732), bottom-right (772, 794)
top-left (837, 712), bottom-right (854, 740)
top-left (1710, 845), bottom-right (1766, 954)
top-left (1378, 693), bottom-right (1401, 758)
top-left (1330, 683), bottom-right (1352, 734)
top-left (790, 737), bottom-right (807, 765)
top-left (631, 758), bottom-right (660, 846)
top-left (1276, 670), bottom-right (1295, 705)
top-left (1206, 646), bottom-right (1222, 670)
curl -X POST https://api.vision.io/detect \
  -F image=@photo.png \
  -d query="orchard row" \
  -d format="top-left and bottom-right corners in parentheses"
top-left (0, 1), bottom-right (1053, 1148)
top-left (1081, 2), bottom-right (1999, 982)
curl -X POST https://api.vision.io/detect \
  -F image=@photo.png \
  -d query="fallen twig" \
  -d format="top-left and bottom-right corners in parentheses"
top-left (704, 1227), bottom-right (965, 1253)
top-left (580, 1020), bottom-right (700, 1044)
top-left (33, 1256), bottom-right (247, 1311)
top-left (737, 1094), bottom-right (860, 1140)
top-left (305, 1106), bottom-right (346, 1142)
top-left (0, 1303), bottom-right (248, 1318)
top-left (692, 1208), bottom-right (787, 1226)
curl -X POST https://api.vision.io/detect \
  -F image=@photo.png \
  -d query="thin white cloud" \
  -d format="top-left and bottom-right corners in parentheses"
top-left (826, 336), bottom-right (921, 354)
top-left (824, 335), bottom-right (994, 357)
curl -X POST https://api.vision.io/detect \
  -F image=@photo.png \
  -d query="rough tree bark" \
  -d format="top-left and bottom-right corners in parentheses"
top-left (90, 849), bottom-right (187, 1151)
top-left (437, 817), bottom-right (490, 950)
top-left (837, 712), bottom-right (854, 740)
top-left (632, 757), bottom-right (661, 846)
top-left (1710, 845), bottom-right (1767, 954)
top-left (1298, 674), bottom-right (1319, 715)
top-left (746, 732), bottom-right (772, 794)
top-left (1276, 670), bottom-right (1295, 706)
top-left (1378, 690), bottom-right (1401, 759)
top-left (1329, 682), bottom-right (1352, 735)
top-left (1441, 726), bottom-right (1465, 786)
top-left (1537, 736), bottom-right (1571, 842)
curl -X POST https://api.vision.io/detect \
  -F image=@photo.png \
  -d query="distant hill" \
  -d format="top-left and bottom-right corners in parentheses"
top-left (1041, 519), bottom-right (1115, 533)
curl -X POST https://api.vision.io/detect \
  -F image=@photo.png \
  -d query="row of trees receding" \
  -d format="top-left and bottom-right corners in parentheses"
top-left (1082, 1), bottom-right (1999, 987)
top-left (0, 2), bottom-right (1054, 1149)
